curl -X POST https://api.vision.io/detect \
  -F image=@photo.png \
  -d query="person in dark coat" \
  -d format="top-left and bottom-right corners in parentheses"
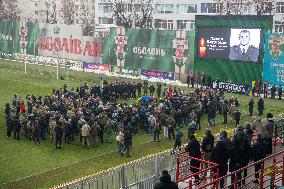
top-left (251, 134), bottom-right (266, 184)
top-left (185, 135), bottom-right (201, 181)
top-left (154, 170), bottom-right (178, 189)
top-left (223, 100), bottom-right (228, 124)
top-left (211, 138), bottom-right (229, 188)
top-left (248, 98), bottom-right (254, 116)
top-left (271, 84), bottom-right (276, 99)
top-left (123, 126), bottom-right (132, 157)
top-left (55, 122), bottom-right (63, 149)
top-left (13, 115), bottom-right (21, 140)
top-left (257, 97), bottom-right (264, 116)
top-left (6, 116), bottom-right (12, 137)
top-left (264, 113), bottom-right (275, 155)
top-left (234, 109), bottom-right (241, 127)
top-left (201, 129), bottom-right (215, 163)
top-left (232, 129), bottom-right (251, 186)
top-left (278, 85), bottom-right (282, 100)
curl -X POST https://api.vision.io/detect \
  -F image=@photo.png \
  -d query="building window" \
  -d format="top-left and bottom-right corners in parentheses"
top-left (176, 4), bottom-right (197, 13)
top-left (35, 3), bottom-right (37, 6)
top-left (276, 2), bottom-right (284, 13)
top-left (275, 21), bottom-right (284, 33)
top-left (201, 3), bottom-right (222, 13)
top-left (35, 11), bottom-right (38, 15)
top-left (155, 19), bottom-right (173, 29)
top-left (98, 3), bottom-right (112, 13)
top-left (261, 2), bottom-right (272, 14)
top-left (177, 20), bottom-right (195, 30)
top-left (99, 17), bottom-right (113, 24)
top-left (155, 4), bottom-right (174, 13)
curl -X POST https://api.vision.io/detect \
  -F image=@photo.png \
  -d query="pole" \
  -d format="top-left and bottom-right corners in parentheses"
top-left (25, 60), bottom-right (27, 75)
top-left (57, 57), bottom-right (59, 80)
top-left (282, 154), bottom-right (284, 186)
top-left (176, 154), bottom-right (180, 183)
top-left (260, 162), bottom-right (264, 189)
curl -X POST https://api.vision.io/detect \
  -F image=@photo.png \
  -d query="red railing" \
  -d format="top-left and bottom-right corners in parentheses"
top-left (176, 151), bottom-right (220, 189)
top-left (177, 150), bottom-right (284, 189)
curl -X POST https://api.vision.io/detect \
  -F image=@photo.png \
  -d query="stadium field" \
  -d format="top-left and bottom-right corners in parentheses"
top-left (0, 60), bottom-right (283, 189)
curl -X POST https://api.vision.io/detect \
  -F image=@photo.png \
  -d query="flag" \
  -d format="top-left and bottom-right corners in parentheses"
top-left (250, 80), bottom-right (256, 97)
top-left (194, 70), bottom-right (198, 81)
top-left (169, 83), bottom-right (173, 99)
top-left (201, 70), bottom-right (204, 81)
top-left (100, 77), bottom-right (103, 95)
top-left (187, 68), bottom-right (191, 78)
top-left (256, 79), bottom-right (261, 91)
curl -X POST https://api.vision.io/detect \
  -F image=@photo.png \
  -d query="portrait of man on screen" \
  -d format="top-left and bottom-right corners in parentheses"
top-left (229, 29), bottom-right (260, 63)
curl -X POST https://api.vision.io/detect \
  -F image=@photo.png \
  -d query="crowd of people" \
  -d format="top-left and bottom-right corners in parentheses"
top-left (183, 111), bottom-right (275, 188)
top-left (3, 77), bottom-right (278, 187)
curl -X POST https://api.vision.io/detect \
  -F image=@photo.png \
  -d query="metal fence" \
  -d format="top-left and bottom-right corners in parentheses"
top-left (51, 149), bottom-right (178, 189)
top-left (52, 115), bottom-right (284, 189)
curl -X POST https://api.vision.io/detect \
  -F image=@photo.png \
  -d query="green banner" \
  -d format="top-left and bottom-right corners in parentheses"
top-left (0, 21), bottom-right (19, 59)
top-left (103, 28), bottom-right (194, 75)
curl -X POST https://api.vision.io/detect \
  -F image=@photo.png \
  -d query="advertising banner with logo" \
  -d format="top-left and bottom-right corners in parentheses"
top-left (37, 23), bottom-right (106, 63)
top-left (104, 28), bottom-right (194, 75)
top-left (212, 80), bottom-right (246, 93)
top-left (83, 62), bottom-right (110, 72)
top-left (141, 69), bottom-right (175, 80)
top-left (263, 33), bottom-right (284, 86)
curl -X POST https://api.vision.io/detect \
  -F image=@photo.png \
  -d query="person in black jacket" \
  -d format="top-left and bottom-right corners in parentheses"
top-left (234, 109), bottom-right (241, 127)
top-left (248, 98), bottom-right (254, 116)
top-left (278, 85), bottom-right (282, 100)
top-left (185, 135), bottom-right (201, 181)
top-left (211, 139), bottom-right (229, 188)
top-left (154, 170), bottom-right (178, 189)
top-left (232, 128), bottom-right (251, 186)
top-left (251, 134), bottom-right (266, 184)
top-left (201, 129), bottom-right (215, 163)
top-left (55, 122), bottom-right (63, 149)
top-left (257, 97), bottom-right (264, 116)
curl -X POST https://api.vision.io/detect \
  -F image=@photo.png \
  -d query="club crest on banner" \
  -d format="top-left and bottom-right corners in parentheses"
top-left (19, 22), bottom-right (28, 54)
top-left (114, 27), bottom-right (128, 68)
top-left (172, 30), bottom-right (189, 74)
top-left (269, 36), bottom-right (283, 60)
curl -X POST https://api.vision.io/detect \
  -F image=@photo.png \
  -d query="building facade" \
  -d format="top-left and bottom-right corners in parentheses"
top-left (95, 0), bottom-right (284, 33)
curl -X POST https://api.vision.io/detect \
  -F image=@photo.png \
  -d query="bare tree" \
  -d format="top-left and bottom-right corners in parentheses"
top-left (0, 0), bottom-right (21, 20)
top-left (60, 0), bottom-right (76, 25)
top-left (78, 1), bottom-right (96, 35)
top-left (111, 0), bottom-right (155, 28)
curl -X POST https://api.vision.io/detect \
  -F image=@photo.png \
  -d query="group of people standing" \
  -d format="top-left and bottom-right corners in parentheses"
top-left (180, 112), bottom-right (275, 188)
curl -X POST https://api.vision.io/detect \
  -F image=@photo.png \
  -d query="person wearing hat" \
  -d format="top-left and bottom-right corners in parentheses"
top-left (154, 170), bottom-right (178, 189)
top-left (264, 113), bottom-right (275, 155)
top-left (185, 135), bottom-right (201, 182)
top-left (251, 134), bottom-right (266, 184)
top-left (211, 135), bottom-right (229, 188)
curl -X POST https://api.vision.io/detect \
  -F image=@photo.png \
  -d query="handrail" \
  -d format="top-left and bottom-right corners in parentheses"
top-left (196, 150), bottom-right (284, 189)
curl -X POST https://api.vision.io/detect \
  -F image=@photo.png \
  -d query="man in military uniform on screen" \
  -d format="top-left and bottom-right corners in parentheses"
top-left (229, 30), bottom-right (259, 63)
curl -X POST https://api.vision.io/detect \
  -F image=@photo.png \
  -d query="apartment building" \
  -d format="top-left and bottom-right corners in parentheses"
top-left (95, 0), bottom-right (284, 32)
